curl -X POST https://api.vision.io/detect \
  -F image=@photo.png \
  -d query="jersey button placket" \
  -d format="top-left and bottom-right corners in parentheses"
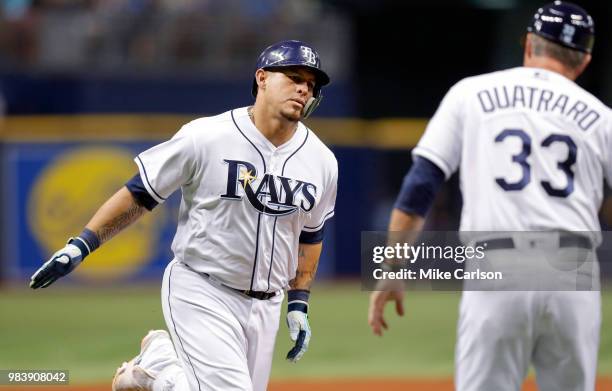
top-left (270, 152), bottom-right (278, 173)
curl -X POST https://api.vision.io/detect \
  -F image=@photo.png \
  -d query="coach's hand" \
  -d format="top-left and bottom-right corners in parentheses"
top-left (368, 280), bottom-right (405, 336)
top-left (30, 240), bottom-right (85, 289)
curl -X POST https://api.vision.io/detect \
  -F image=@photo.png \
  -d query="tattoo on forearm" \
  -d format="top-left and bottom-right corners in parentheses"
top-left (290, 246), bottom-right (319, 289)
top-left (289, 271), bottom-right (316, 289)
top-left (96, 202), bottom-right (146, 244)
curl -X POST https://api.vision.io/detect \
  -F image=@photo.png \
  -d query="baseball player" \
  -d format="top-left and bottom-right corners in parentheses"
top-left (369, 2), bottom-right (606, 390)
top-left (29, 40), bottom-right (338, 391)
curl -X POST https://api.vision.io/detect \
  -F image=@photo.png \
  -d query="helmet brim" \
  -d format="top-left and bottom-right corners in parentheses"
top-left (527, 29), bottom-right (594, 53)
top-left (251, 65), bottom-right (330, 97)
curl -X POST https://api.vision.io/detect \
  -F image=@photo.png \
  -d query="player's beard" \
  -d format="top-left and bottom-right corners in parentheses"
top-left (280, 105), bottom-right (303, 122)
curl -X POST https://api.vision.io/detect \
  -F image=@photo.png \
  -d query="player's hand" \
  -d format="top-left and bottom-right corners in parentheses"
top-left (30, 241), bottom-right (84, 289)
top-left (286, 309), bottom-right (311, 363)
top-left (368, 281), bottom-right (405, 336)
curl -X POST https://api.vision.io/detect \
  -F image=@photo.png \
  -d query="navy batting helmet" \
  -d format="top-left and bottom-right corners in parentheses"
top-left (252, 40), bottom-right (330, 118)
top-left (527, 1), bottom-right (595, 53)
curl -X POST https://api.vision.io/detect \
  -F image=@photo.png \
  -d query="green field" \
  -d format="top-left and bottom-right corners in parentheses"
top-left (1, 283), bottom-right (612, 383)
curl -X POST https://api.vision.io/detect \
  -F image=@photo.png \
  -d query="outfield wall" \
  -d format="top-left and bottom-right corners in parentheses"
top-left (0, 115), bottom-right (434, 284)
top-left (5, 115), bottom-right (612, 284)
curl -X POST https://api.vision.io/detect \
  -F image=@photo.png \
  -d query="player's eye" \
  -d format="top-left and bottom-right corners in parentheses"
top-left (288, 74), bottom-right (302, 83)
top-left (287, 74), bottom-right (315, 91)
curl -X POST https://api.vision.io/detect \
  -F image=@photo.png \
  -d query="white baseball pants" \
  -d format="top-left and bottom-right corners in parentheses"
top-left (455, 289), bottom-right (600, 391)
top-left (156, 259), bottom-right (284, 391)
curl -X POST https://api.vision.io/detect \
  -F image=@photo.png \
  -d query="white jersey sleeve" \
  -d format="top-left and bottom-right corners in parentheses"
top-left (412, 81), bottom-right (465, 179)
top-left (134, 124), bottom-right (198, 204)
top-left (602, 109), bottom-right (612, 186)
top-left (302, 159), bottom-right (338, 234)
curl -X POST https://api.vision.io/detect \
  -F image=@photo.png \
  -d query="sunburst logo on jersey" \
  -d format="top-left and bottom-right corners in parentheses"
top-left (239, 167), bottom-right (257, 188)
top-left (28, 147), bottom-right (165, 281)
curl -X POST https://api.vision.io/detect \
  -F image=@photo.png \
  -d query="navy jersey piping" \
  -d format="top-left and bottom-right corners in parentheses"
top-left (304, 210), bottom-right (334, 230)
top-left (230, 110), bottom-right (267, 172)
top-left (125, 173), bottom-right (159, 211)
top-left (168, 262), bottom-right (203, 391)
top-left (249, 214), bottom-right (262, 291)
top-left (282, 127), bottom-right (310, 174)
top-left (136, 156), bottom-right (166, 201)
top-left (266, 127), bottom-right (310, 292)
top-left (231, 110), bottom-right (267, 291)
top-left (265, 218), bottom-right (279, 293)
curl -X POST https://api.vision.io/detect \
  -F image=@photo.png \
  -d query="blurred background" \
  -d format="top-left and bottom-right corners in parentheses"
top-left (1, 0), bottom-right (612, 389)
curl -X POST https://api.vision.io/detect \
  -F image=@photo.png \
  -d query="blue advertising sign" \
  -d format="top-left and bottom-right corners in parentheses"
top-left (2, 140), bottom-right (335, 284)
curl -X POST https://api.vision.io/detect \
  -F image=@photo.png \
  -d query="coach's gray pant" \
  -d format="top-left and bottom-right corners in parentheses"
top-left (455, 244), bottom-right (601, 391)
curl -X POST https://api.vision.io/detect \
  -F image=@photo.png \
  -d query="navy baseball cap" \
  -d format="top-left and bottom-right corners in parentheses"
top-left (527, 1), bottom-right (595, 53)
top-left (251, 40), bottom-right (330, 98)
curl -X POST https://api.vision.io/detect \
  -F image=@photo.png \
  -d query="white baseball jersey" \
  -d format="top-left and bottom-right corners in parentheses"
top-left (414, 66), bottom-right (612, 232)
top-left (135, 106), bottom-right (338, 292)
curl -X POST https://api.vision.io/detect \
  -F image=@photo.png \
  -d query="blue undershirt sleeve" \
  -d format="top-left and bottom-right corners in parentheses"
top-left (299, 226), bottom-right (325, 244)
top-left (125, 173), bottom-right (159, 211)
top-left (393, 156), bottom-right (446, 217)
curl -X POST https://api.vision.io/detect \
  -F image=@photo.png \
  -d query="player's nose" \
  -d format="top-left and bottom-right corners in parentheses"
top-left (295, 82), bottom-right (308, 95)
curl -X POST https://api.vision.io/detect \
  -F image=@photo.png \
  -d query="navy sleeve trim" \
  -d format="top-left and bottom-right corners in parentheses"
top-left (303, 210), bottom-right (334, 230)
top-left (299, 226), bottom-right (325, 243)
top-left (126, 173), bottom-right (159, 211)
top-left (393, 156), bottom-right (445, 217)
top-left (414, 146), bottom-right (453, 176)
top-left (136, 156), bottom-right (166, 201)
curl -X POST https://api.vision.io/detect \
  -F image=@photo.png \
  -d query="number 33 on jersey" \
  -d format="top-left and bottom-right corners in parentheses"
top-left (413, 67), bottom-right (612, 232)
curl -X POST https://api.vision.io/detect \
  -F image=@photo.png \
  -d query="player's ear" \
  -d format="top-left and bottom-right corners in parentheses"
top-left (524, 33), bottom-right (534, 62)
top-left (255, 69), bottom-right (267, 93)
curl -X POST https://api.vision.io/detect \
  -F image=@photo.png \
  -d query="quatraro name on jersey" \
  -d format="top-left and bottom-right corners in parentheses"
top-left (220, 159), bottom-right (316, 216)
top-left (476, 82), bottom-right (601, 131)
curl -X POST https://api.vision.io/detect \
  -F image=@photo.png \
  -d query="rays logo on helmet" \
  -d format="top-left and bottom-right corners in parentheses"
top-left (220, 159), bottom-right (317, 216)
top-left (300, 46), bottom-right (317, 65)
top-left (561, 24), bottom-right (576, 44)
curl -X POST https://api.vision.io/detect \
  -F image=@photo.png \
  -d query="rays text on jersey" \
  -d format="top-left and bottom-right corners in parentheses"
top-left (221, 159), bottom-right (316, 216)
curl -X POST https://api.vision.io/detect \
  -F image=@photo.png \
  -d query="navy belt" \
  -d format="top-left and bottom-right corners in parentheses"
top-left (476, 234), bottom-right (591, 251)
top-left (200, 271), bottom-right (277, 300)
top-left (232, 289), bottom-right (277, 300)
